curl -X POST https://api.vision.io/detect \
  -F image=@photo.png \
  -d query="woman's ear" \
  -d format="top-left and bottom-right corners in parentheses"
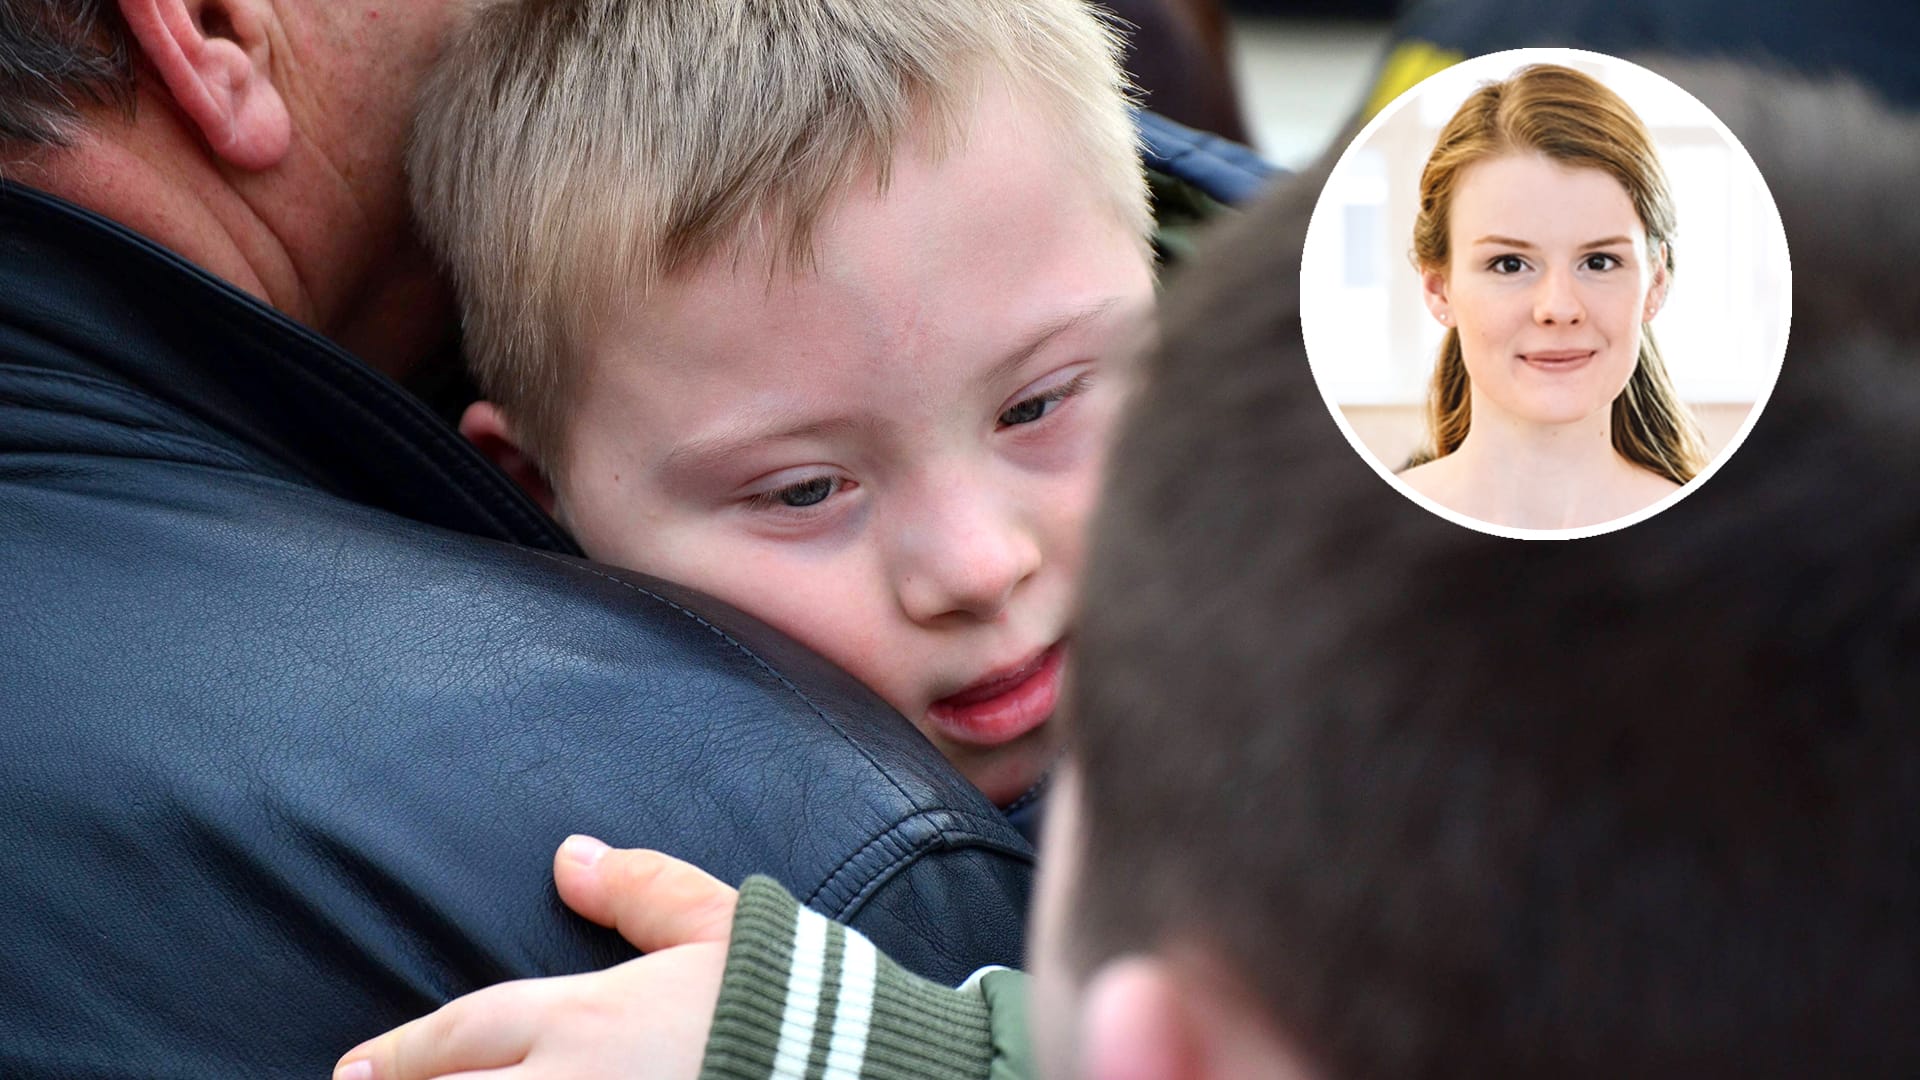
top-left (118, 0), bottom-right (290, 171)
top-left (1643, 244), bottom-right (1671, 322)
top-left (1420, 266), bottom-right (1454, 328)
top-left (460, 401), bottom-right (558, 515)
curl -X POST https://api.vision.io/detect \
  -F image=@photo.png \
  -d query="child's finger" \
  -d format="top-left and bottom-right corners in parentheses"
top-left (552, 839), bottom-right (738, 951)
top-left (334, 981), bottom-right (541, 1080)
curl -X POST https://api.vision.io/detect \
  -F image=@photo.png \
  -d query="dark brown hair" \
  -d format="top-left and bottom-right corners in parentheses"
top-left (1405, 64), bottom-right (1705, 483)
top-left (1064, 62), bottom-right (1920, 1078)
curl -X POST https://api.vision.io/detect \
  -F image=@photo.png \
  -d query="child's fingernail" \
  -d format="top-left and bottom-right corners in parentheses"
top-left (560, 834), bottom-right (610, 867)
top-left (334, 1059), bottom-right (373, 1080)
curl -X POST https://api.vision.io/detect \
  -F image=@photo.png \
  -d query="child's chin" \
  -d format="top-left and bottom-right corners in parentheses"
top-left (966, 750), bottom-right (1054, 810)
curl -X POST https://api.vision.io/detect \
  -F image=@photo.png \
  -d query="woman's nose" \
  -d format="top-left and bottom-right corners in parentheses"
top-left (1533, 267), bottom-right (1585, 326)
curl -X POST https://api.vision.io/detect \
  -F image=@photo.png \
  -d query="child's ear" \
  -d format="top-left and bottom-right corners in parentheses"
top-left (460, 401), bottom-right (557, 515)
top-left (118, 0), bottom-right (290, 171)
top-left (1420, 266), bottom-right (1454, 329)
top-left (1079, 954), bottom-right (1319, 1080)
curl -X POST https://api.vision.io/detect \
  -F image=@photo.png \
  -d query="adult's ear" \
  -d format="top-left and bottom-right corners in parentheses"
top-left (1419, 266), bottom-right (1454, 328)
top-left (1079, 953), bottom-right (1319, 1080)
top-left (1079, 957), bottom-right (1206, 1080)
top-left (118, 0), bottom-right (290, 171)
top-left (460, 401), bottom-right (558, 515)
top-left (1644, 243), bottom-right (1671, 322)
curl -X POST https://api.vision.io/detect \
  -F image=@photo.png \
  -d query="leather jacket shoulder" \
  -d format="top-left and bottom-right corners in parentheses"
top-left (0, 183), bottom-right (1033, 1076)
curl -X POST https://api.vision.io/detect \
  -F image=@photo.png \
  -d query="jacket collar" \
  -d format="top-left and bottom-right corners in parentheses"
top-left (0, 181), bottom-right (577, 553)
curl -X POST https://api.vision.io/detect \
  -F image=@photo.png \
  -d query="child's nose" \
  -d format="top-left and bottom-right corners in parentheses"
top-left (893, 491), bottom-right (1041, 626)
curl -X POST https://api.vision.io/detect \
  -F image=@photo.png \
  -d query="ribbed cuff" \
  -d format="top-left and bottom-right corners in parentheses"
top-left (699, 876), bottom-right (996, 1080)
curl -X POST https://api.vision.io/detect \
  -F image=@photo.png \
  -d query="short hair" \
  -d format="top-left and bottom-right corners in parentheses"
top-left (408, 0), bottom-right (1147, 471)
top-left (1405, 63), bottom-right (1706, 484)
top-left (0, 1), bottom-right (133, 148)
top-left (1066, 62), bottom-right (1920, 1077)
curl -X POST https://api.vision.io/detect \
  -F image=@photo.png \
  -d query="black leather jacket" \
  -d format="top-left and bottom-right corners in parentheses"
top-left (0, 183), bottom-right (1034, 1076)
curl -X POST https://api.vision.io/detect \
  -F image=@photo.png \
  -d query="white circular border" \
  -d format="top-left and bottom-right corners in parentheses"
top-left (1299, 47), bottom-right (1794, 541)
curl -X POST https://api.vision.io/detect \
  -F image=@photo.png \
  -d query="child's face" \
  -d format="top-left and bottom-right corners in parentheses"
top-left (545, 83), bottom-right (1152, 805)
top-left (1421, 153), bottom-right (1667, 431)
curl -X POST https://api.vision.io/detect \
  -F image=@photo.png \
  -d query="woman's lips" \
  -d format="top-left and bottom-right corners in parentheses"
top-left (1520, 349), bottom-right (1597, 370)
top-left (926, 643), bottom-right (1064, 748)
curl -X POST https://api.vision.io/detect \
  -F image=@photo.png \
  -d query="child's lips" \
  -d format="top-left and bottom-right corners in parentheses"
top-left (926, 643), bottom-right (1064, 748)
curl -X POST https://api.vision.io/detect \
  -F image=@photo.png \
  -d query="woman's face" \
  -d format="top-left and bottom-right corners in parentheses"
top-left (1422, 153), bottom-right (1668, 430)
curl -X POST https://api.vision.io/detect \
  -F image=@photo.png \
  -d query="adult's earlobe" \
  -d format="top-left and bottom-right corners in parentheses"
top-left (1078, 957), bottom-right (1205, 1080)
top-left (118, 0), bottom-right (290, 171)
top-left (460, 401), bottom-right (558, 515)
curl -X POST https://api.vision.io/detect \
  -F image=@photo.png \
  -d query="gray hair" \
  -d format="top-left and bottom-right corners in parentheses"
top-left (0, 1), bottom-right (134, 146)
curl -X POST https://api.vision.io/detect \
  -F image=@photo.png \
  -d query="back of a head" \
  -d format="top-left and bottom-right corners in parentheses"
top-left (408, 0), bottom-right (1144, 470)
top-left (1067, 61), bottom-right (1920, 1077)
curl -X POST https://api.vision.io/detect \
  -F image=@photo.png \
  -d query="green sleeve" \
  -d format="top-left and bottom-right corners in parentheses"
top-left (699, 876), bottom-right (1032, 1080)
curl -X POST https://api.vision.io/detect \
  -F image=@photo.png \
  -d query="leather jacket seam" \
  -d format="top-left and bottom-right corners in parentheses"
top-left (805, 809), bottom-right (1034, 920)
top-left (0, 363), bottom-right (263, 473)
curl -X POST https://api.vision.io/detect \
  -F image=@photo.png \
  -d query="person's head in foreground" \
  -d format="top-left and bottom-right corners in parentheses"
top-left (409, 0), bottom-right (1156, 806)
top-left (1030, 63), bottom-right (1920, 1078)
top-left (1396, 63), bottom-right (1708, 531)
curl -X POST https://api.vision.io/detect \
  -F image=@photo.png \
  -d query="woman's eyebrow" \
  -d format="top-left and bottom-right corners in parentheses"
top-left (1471, 234), bottom-right (1634, 249)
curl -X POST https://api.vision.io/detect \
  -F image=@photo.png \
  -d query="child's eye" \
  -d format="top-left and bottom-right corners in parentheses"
top-left (747, 475), bottom-right (842, 511)
top-left (1488, 254), bottom-right (1528, 274)
top-left (1583, 253), bottom-right (1623, 271)
top-left (998, 372), bottom-right (1093, 428)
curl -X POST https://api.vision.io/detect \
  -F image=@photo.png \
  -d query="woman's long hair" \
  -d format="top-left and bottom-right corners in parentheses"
top-left (1404, 64), bottom-right (1706, 484)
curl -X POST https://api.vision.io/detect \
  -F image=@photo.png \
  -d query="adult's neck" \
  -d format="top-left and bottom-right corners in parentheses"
top-left (1445, 392), bottom-right (1634, 529)
top-left (6, 96), bottom-right (451, 382)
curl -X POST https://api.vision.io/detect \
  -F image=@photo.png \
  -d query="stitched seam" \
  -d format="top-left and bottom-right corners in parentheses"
top-left (998, 781), bottom-right (1044, 816)
top-left (0, 364), bottom-right (261, 472)
top-left (804, 811), bottom-right (1034, 917)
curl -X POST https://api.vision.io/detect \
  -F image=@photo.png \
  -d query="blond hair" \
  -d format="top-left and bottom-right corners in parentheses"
top-left (409, 0), bottom-right (1146, 469)
top-left (1406, 63), bottom-right (1706, 484)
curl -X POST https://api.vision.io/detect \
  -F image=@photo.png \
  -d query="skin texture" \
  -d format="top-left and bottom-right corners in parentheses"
top-left (1402, 153), bottom-right (1677, 529)
top-left (467, 76), bottom-right (1156, 806)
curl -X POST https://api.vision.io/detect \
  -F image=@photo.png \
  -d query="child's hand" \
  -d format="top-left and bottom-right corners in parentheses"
top-left (333, 838), bottom-right (739, 1080)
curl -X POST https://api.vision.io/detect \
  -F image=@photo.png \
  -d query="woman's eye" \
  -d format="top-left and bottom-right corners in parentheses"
top-left (748, 476), bottom-right (840, 511)
top-left (1490, 254), bottom-right (1527, 274)
top-left (1583, 253), bottom-right (1622, 271)
top-left (999, 372), bottom-right (1093, 428)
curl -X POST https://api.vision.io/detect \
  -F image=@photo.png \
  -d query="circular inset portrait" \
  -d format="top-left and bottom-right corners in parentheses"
top-left (1301, 49), bottom-right (1791, 539)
